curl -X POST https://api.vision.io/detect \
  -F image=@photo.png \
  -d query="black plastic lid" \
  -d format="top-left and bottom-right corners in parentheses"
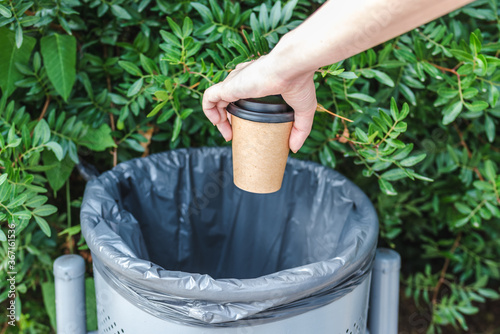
top-left (227, 95), bottom-right (294, 123)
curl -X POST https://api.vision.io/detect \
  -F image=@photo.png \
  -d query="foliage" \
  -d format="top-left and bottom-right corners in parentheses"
top-left (0, 0), bottom-right (499, 333)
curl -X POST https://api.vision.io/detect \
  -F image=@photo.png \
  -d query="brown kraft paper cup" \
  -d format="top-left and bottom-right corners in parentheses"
top-left (227, 96), bottom-right (294, 194)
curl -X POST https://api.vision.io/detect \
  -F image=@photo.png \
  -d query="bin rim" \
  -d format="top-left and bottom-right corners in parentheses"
top-left (81, 147), bottom-right (378, 324)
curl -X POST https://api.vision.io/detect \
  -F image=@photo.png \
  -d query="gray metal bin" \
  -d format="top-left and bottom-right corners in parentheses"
top-left (54, 147), bottom-right (401, 333)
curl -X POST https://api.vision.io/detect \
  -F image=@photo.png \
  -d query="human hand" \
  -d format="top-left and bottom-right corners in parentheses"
top-left (202, 54), bottom-right (317, 153)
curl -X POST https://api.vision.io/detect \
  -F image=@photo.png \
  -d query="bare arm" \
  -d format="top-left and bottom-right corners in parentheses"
top-left (203, 0), bottom-right (475, 152)
top-left (274, 0), bottom-right (475, 77)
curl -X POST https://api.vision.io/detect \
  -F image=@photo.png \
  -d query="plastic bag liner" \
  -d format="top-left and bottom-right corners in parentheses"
top-left (81, 147), bottom-right (378, 327)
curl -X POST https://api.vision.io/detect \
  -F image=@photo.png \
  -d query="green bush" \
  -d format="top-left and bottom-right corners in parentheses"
top-left (0, 0), bottom-right (499, 332)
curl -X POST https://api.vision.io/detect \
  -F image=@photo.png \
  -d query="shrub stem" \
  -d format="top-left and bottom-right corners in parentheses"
top-left (432, 232), bottom-right (462, 305)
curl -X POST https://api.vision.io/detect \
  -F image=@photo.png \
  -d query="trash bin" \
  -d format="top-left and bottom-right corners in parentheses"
top-left (80, 147), bottom-right (378, 333)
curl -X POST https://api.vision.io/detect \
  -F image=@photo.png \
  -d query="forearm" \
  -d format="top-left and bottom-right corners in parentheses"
top-left (270, 0), bottom-right (476, 79)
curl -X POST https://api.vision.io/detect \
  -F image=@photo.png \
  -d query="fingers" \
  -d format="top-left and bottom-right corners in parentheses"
top-left (202, 83), bottom-right (233, 141)
top-left (202, 61), bottom-right (255, 142)
top-left (202, 83), bottom-right (225, 124)
top-left (289, 113), bottom-right (315, 153)
top-left (283, 78), bottom-right (317, 153)
top-left (216, 120), bottom-right (232, 142)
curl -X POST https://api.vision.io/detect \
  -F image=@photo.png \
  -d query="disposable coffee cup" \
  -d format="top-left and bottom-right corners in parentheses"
top-left (227, 95), bottom-right (294, 194)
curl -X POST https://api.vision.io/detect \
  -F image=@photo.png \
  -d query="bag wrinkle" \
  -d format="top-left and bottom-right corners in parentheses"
top-left (81, 147), bottom-right (378, 326)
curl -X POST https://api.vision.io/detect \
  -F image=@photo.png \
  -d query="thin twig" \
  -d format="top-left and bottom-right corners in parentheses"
top-left (38, 96), bottom-right (51, 121)
top-left (432, 232), bottom-right (462, 305)
top-left (1, 320), bottom-right (9, 334)
top-left (427, 61), bottom-right (460, 77)
top-left (316, 103), bottom-right (353, 122)
top-left (453, 123), bottom-right (484, 181)
top-left (104, 46), bottom-right (118, 167)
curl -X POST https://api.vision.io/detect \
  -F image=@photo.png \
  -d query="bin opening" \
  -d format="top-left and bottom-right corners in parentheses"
top-left (81, 147), bottom-right (378, 325)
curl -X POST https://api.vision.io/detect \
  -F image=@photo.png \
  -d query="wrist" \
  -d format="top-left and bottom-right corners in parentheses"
top-left (265, 32), bottom-right (317, 84)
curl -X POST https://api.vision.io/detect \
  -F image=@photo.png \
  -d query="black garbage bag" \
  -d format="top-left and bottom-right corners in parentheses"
top-left (81, 147), bottom-right (378, 326)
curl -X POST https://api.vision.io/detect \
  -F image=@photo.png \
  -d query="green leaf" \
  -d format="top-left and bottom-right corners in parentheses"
top-left (463, 87), bottom-right (479, 99)
top-left (437, 87), bottom-right (459, 99)
top-left (118, 60), bottom-right (143, 76)
top-left (79, 124), bottom-right (116, 151)
top-left (15, 24), bottom-right (23, 48)
top-left (127, 77), bottom-right (143, 97)
top-left (157, 108), bottom-right (175, 123)
top-left (33, 204), bottom-right (57, 217)
top-left (421, 62), bottom-right (443, 79)
top-left (167, 17), bottom-right (183, 39)
top-left (477, 288), bottom-right (500, 299)
top-left (381, 169), bottom-right (407, 181)
top-left (484, 160), bottom-right (496, 181)
top-left (58, 16), bottom-right (72, 35)
top-left (160, 30), bottom-right (181, 48)
top-left (20, 16), bottom-right (40, 27)
top-left (44, 141), bottom-right (63, 161)
top-left (457, 306), bottom-right (479, 316)
top-left (85, 278), bottom-right (98, 330)
top-left (124, 139), bottom-right (144, 152)
top-left (270, 1), bottom-right (281, 29)
top-left (7, 193), bottom-right (28, 209)
top-left (13, 210), bottom-right (32, 220)
top-left (392, 144), bottom-right (414, 160)
top-left (400, 153), bottom-right (427, 167)
top-left (259, 3), bottom-right (269, 31)
top-left (319, 145), bottom-right (336, 168)
top-left (139, 54), bottom-right (157, 74)
top-left (485, 115), bottom-right (495, 142)
top-left (25, 195), bottom-right (48, 208)
top-left (485, 201), bottom-right (500, 217)
top-left (148, 101), bottom-right (167, 117)
top-left (34, 215), bottom-right (51, 237)
top-left (40, 34), bottom-right (77, 101)
top-left (337, 71), bottom-right (358, 79)
top-left (0, 27), bottom-right (36, 97)
top-left (490, 85), bottom-right (499, 107)
top-left (411, 172), bottom-right (433, 182)
top-left (442, 101), bottom-right (463, 125)
top-left (0, 173), bottom-right (8, 186)
top-left (355, 128), bottom-right (369, 143)
top-left (398, 103), bottom-right (410, 121)
top-left (372, 69), bottom-right (395, 87)
top-left (386, 138), bottom-right (405, 148)
top-left (0, 4), bottom-right (12, 18)
top-left (44, 151), bottom-right (75, 192)
top-left (399, 83), bottom-right (416, 106)
top-left (228, 38), bottom-right (249, 58)
top-left (281, 0), bottom-right (298, 22)
top-left (465, 100), bottom-right (488, 112)
top-left (191, 2), bottom-right (213, 21)
top-left (172, 115), bottom-right (182, 142)
top-left (0, 229), bottom-right (6, 242)
top-left (390, 97), bottom-right (399, 121)
top-left (379, 178), bottom-right (397, 196)
top-left (41, 282), bottom-right (57, 330)
top-left (111, 4), bottom-right (132, 19)
top-left (469, 32), bottom-right (481, 54)
top-left (154, 91), bottom-right (169, 101)
top-left (453, 217), bottom-right (470, 228)
top-left (182, 17), bottom-right (193, 38)
top-left (33, 119), bottom-right (51, 146)
top-left (455, 202), bottom-right (472, 214)
top-left (347, 93), bottom-right (375, 103)
top-left (450, 49), bottom-right (474, 62)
